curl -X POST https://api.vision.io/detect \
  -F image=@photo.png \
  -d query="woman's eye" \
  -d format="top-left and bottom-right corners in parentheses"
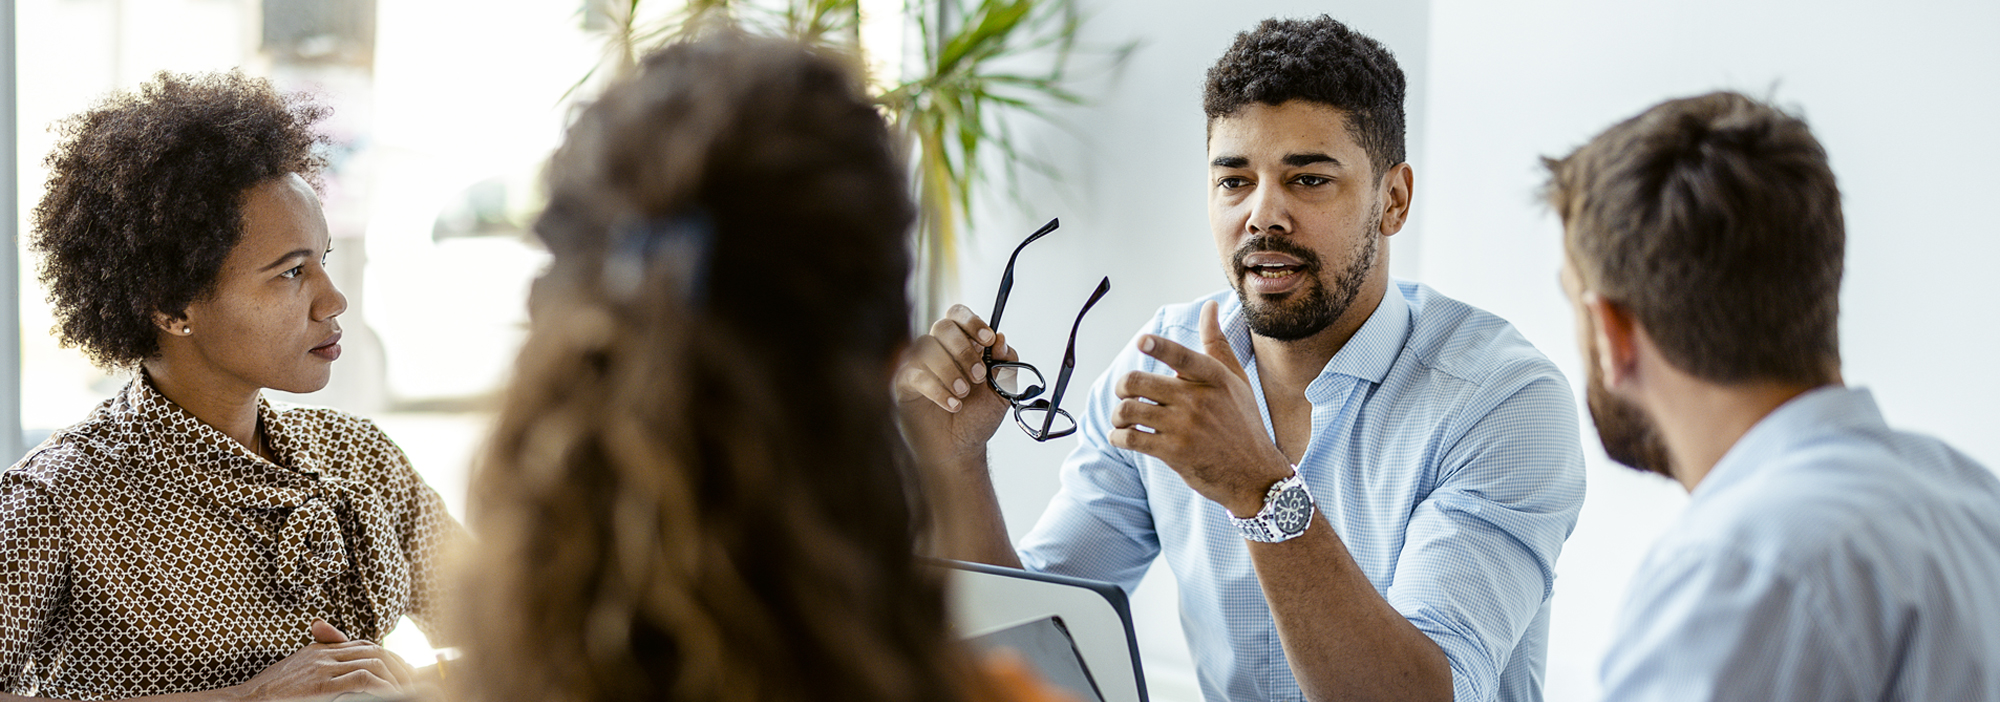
top-left (281, 265), bottom-right (304, 279)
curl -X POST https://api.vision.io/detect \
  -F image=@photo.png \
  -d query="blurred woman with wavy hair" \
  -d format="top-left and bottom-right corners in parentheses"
top-left (459, 34), bottom-right (1070, 702)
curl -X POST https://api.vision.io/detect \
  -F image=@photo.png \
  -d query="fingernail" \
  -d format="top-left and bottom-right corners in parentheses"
top-left (947, 397), bottom-right (961, 411)
top-left (953, 379), bottom-right (969, 396)
top-left (1140, 337), bottom-right (1155, 352)
top-left (971, 363), bottom-right (986, 382)
top-left (979, 329), bottom-right (995, 344)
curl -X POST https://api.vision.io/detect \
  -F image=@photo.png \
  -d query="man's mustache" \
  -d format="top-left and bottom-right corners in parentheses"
top-left (1232, 236), bottom-right (1323, 273)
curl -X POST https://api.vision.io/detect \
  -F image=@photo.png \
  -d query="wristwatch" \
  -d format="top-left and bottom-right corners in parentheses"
top-left (1230, 468), bottom-right (1315, 543)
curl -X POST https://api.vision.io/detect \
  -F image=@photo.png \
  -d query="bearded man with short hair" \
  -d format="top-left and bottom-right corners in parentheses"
top-left (899, 15), bottom-right (1585, 702)
top-left (1548, 91), bottom-right (2000, 700)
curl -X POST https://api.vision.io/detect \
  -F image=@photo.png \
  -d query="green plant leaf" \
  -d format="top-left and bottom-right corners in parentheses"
top-left (576, 0), bottom-right (1123, 323)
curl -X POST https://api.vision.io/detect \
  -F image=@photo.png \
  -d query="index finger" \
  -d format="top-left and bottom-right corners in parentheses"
top-left (1136, 334), bottom-right (1228, 384)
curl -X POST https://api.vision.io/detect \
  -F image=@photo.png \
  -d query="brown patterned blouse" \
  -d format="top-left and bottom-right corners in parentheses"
top-left (0, 376), bottom-right (465, 700)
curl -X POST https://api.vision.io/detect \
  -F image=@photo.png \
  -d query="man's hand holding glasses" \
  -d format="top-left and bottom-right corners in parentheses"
top-left (896, 218), bottom-right (1111, 469)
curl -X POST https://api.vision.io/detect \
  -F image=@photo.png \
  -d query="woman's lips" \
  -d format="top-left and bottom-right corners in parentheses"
top-left (310, 332), bottom-right (343, 362)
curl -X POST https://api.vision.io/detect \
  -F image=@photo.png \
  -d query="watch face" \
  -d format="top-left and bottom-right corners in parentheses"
top-left (1271, 484), bottom-right (1313, 535)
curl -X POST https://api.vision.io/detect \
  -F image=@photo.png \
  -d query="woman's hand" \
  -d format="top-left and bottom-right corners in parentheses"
top-left (224, 620), bottom-right (415, 701)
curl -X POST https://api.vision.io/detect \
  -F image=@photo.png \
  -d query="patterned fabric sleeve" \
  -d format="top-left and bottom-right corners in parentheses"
top-left (1384, 370), bottom-right (1586, 702)
top-left (0, 465), bottom-right (71, 693)
top-left (1017, 320), bottom-right (1165, 595)
top-left (368, 424), bottom-right (469, 647)
top-left (402, 481), bottom-right (466, 645)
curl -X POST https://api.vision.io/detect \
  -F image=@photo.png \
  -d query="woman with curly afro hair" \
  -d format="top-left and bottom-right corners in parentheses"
top-left (1, 71), bottom-right (464, 701)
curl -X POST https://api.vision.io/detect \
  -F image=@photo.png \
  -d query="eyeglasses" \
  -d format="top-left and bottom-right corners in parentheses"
top-left (983, 218), bottom-right (1112, 441)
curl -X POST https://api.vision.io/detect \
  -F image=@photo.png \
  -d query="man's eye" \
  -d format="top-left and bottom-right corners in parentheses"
top-left (1218, 176), bottom-right (1250, 189)
top-left (1294, 175), bottom-right (1331, 187)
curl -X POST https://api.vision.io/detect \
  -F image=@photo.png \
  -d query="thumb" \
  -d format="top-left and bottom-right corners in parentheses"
top-left (1199, 300), bottom-right (1248, 383)
top-left (309, 618), bottom-right (349, 644)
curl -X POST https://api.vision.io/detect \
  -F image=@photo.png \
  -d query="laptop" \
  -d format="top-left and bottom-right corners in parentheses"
top-left (935, 560), bottom-right (1150, 702)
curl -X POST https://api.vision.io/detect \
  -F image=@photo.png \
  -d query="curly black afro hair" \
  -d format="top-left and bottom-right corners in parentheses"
top-left (30, 70), bottom-right (330, 369)
top-left (1203, 15), bottom-right (1407, 180)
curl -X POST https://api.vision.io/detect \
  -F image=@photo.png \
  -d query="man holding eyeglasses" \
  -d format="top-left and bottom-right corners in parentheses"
top-left (897, 16), bottom-right (1583, 702)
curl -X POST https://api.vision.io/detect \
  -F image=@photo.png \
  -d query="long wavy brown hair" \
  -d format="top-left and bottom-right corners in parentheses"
top-left (459, 35), bottom-right (973, 702)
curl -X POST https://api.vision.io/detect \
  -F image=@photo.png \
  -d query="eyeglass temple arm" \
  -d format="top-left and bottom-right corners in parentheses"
top-left (988, 217), bottom-right (1061, 334)
top-left (1042, 277), bottom-right (1112, 434)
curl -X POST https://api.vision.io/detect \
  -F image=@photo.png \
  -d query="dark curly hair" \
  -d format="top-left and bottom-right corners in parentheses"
top-left (29, 70), bottom-right (330, 369)
top-left (1203, 15), bottom-right (1407, 181)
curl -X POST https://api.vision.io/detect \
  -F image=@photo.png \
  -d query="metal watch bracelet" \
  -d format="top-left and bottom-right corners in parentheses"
top-left (1230, 467), bottom-right (1315, 543)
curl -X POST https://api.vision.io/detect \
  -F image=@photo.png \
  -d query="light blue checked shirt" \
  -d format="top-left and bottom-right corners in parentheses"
top-left (1600, 386), bottom-right (2000, 701)
top-left (1018, 281), bottom-right (1586, 702)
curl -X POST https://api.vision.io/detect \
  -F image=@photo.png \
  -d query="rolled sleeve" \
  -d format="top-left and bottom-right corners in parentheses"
top-left (1386, 372), bottom-right (1586, 702)
top-left (1018, 321), bottom-right (1165, 596)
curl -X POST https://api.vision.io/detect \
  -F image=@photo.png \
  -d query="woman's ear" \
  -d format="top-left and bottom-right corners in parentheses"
top-left (152, 311), bottom-right (192, 337)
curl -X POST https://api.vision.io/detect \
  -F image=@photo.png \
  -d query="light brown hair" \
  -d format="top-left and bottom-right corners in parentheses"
top-left (1544, 91), bottom-right (1844, 386)
top-left (459, 34), bottom-right (972, 702)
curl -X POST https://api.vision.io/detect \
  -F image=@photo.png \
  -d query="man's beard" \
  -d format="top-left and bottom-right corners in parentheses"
top-left (1584, 336), bottom-right (1674, 478)
top-left (1231, 217), bottom-right (1379, 342)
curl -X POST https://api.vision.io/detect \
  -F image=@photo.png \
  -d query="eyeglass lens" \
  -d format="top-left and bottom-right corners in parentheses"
top-left (987, 362), bottom-right (1045, 402)
top-left (1015, 404), bottom-right (1078, 440)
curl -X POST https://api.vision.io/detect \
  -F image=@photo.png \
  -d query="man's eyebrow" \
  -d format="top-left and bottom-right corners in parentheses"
top-left (1284, 152), bottom-right (1339, 168)
top-left (259, 249), bottom-right (316, 272)
top-left (1210, 154), bottom-right (1343, 168)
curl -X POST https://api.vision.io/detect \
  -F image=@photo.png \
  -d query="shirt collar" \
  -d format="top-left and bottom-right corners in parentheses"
top-left (1218, 283), bottom-right (1411, 402)
top-left (1694, 385), bottom-right (1885, 500)
top-left (1320, 284), bottom-right (1410, 385)
top-left (117, 374), bottom-right (390, 618)
top-left (123, 373), bottom-right (327, 496)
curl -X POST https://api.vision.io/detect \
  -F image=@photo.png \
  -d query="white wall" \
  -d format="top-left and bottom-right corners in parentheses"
top-left (1422, 1), bottom-right (2000, 699)
top-left (952, 4), bottom-right (1430, 700)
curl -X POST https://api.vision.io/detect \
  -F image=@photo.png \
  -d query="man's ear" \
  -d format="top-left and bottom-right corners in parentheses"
top-left (1583, 291), bottom-right (1642, 388)
top-left (1377, 162), bottom-right (1414, 236)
